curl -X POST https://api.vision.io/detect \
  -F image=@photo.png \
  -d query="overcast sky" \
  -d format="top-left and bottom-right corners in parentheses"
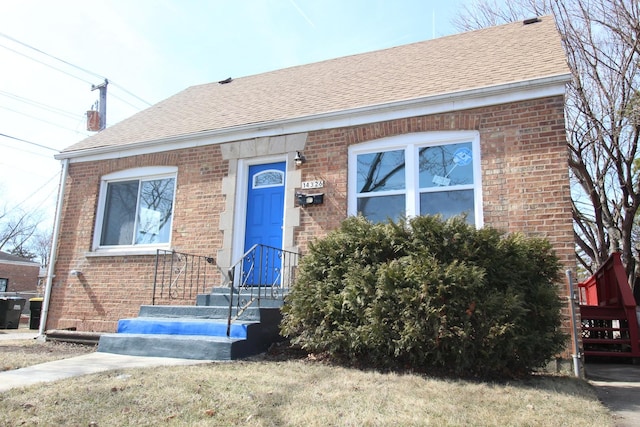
top-left (0, 0), bottom-right (469, 231)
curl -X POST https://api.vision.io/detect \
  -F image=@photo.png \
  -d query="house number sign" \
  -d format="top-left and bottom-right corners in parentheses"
top-left (301, 180), bottom-right (324, 189)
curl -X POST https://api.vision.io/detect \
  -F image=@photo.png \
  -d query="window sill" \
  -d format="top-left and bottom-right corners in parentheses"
top-left (85, 247), bottom-right (169, 258)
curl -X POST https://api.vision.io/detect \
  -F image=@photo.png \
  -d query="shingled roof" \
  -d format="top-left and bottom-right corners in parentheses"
top-left (60, 16), bottom-right (568, 155)
top-left (0, 251), bottom-right (39, 265)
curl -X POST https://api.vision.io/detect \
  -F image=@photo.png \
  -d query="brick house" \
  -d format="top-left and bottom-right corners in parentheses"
top-left (45, 17), bottom-right (572, 335)
top-left (0, 251), bottom-right (40, 295)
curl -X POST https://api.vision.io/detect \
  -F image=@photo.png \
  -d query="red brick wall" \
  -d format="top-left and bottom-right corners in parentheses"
top-left (0, 261), bottom-right (39, 293)
top-left (49, 146), bottom-right (227, 331)
top-left (295, 96), bottom-right (573, 266)
top-left (49, 95), bottom-right (574, 333)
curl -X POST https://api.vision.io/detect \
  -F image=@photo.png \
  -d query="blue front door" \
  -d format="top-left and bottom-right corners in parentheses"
top-left (243, 162), bottom-right (285, 285)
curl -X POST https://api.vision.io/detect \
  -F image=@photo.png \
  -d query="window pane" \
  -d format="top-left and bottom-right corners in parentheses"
top-left (357, 150), bottom-right (405, 193)
top-left (420, 190), bottom-right (475, 224)
top-left (101, 180), bottom-right (139, 245)
top-left (357, 194), bottom-right (405, 223)
top-left (419, 142), bottom-right (473, 188)
top-left (135, 178), bottom-right (175, 244)
top-left (253, 170), bottom-right (284, 188)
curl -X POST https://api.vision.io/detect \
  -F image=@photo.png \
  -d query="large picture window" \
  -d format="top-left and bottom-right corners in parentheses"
top-left (349, 132), bottom-right (482, 225)
top-left (94, 167), bottom-right (177, 250)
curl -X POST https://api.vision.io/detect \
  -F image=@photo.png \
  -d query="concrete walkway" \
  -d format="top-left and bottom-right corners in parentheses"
top-left (585, 362), bottom-right (640, 427)
top-left (0, 352), bottom-right (212, 392)
top-left (0, 329), bottom-right (211, 393)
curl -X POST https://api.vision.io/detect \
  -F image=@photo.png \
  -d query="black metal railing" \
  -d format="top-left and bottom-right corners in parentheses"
top-left (226, 244), bottom-right (299, 335)
top-left (152, 250), bottom-right (217, 305)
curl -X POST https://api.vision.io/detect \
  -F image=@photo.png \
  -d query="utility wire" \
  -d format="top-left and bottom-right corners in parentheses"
top-left (0, 132), bottom-right (60, 152)
top-left (12, 171), bottom-right (61, 211)
top-left (0, 32), bottom-right (103, 80)
top-left (1, 40), bottom-right (148, 113)
top-left (0, 32), bottom-right (153, 107)
top-left (0, 42), bottom-right (95, 85)
top-left (0, 90), bottom-right (84, 121)
top-left (0, 105), bottom-right (90, 137)
top-left (1, 170), bottom-right (60, 218)
top-left (0, 141), bottom-right (55, 158)
top-left (109, 82), bottom-right (152, 107)
top-left (110, 91), bottom-right (146, 111)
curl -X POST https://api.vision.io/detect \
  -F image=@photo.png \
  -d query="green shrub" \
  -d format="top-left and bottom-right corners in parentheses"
top-left (281, 215), bottom-right (566, 378)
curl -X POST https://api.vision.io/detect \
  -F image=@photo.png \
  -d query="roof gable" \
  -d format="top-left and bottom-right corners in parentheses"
top-left (60, 16), bottom-right (568, 156)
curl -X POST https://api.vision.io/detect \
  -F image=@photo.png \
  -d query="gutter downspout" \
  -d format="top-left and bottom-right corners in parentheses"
top-left (566, 269), bottom-right (582, 378)
top-left (38, 158), bottom-right (69, 337)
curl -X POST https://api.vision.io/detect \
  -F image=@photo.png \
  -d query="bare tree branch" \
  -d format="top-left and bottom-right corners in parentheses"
top-left (453, 0), bottom-right (640, 281)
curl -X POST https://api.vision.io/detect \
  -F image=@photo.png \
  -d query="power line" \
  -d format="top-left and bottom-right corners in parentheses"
top-left (0, 42), bottom-right (148, 114)
top-left (12, 171), bottom-right (61, 211)
top-left (0, 49), bottom-right (144, 130)
top-left (0, 105), bottom-right (90, 137)
top-left (110, 92), bottom-right (146, 111)
top-left (0, 141), bottom-right (54, 159)
top-left (0, 132), bottom-right (59, 152)
top-left (0, 42), bottom-right (95, 86)
top-left (1, 170), bottom-right (61, 220)
top-left (0, 32), bottom-right (153, 107)
top-left (110, 82), bottom-right (152, 107)
top-left (0, 31), bottom-right (103, 80)
top-left (0, 90), bottom-right (84, 121)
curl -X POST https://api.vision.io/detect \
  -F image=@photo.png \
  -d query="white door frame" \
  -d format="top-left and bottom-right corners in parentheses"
top-left (231, 154), bottom-right (288, 265)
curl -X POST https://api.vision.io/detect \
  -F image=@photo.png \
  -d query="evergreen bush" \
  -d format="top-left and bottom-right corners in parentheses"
top-left (280, 215), bottom-right (566, 378)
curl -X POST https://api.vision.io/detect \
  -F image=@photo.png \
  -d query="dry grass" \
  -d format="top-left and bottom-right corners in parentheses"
top-left (0, 340), bottom-right (613, 427)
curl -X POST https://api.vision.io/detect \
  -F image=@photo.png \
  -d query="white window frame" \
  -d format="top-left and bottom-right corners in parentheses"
top-left (348, 131), bottom-right (483, 227)
top-left (91, 166), bottom-right (178, 255)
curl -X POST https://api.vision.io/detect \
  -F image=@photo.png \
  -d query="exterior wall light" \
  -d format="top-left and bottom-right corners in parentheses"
top-left (296, 192), bottom-right (324, 207)
top-left (294, 151), bottom-right (306, 166)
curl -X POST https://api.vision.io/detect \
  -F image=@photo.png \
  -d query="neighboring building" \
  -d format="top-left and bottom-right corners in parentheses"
top-left (47, 17), bottom-right (573, 334)
top-left (0, 251), bottom-right (40, 294)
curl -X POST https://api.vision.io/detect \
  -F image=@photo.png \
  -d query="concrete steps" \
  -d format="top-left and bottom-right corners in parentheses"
top-left (98, 334), bottom-right (251, 360)
top-left (97, 288), bottom-right (285, 360)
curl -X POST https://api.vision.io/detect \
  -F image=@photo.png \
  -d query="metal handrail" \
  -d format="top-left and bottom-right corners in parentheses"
top-left (152, 249), bottom-right (216, 305)
top-left (226, 244), bottom-right (299, 336)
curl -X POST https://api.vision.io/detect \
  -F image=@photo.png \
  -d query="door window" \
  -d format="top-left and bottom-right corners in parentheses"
top-left (253, 169), bottom-right (284, 189)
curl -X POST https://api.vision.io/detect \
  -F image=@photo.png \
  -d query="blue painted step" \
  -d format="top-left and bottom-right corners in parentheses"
top-left (116, 317), bottom-right (252, 338)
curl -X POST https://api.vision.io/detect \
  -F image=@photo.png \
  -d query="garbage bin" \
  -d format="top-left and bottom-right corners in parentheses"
top-left (29, 297), bottom-right (43, 330)
top-left (0, 297), bottom-right (26, 329)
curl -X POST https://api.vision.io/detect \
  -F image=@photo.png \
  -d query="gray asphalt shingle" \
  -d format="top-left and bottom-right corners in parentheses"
top-left (61, 16), bottom-right (568, 154)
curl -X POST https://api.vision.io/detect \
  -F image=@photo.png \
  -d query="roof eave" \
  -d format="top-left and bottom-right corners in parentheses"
top-left (55, 73), bottom-right (571, 162)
